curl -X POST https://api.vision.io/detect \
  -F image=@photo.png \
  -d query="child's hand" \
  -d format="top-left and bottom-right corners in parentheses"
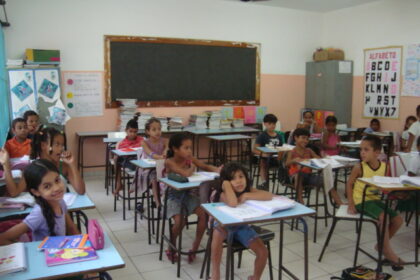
top-left (347, 203), bottom-right (357, 215)
top-left (238, 193), bottom-right (249, 204)
top-left (60, 151), bottom-right (74, 164)
top-left (0, 149), bottom-right (10, 166)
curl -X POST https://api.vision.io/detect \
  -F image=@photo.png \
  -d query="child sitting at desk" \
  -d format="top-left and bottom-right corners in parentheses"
top-left (346, 135), bottom-right (404, 271)
top-left (211, 162), bottom-right (272, 280)
top-left (296, 110), bottom-right (321, 134)
top-left (253, 113), bottom-right (284, 191)
top-left (31, 127), bottom-right (85, 195)
top-left (4, 117), bottom-right (31, 158)
top-left (406, 105), bottom-right (420, 152)
top-left (23, 110), bottom-right (41, 140)
top-left (363, 118), bottom-right (381, 135)
top-left (401, 115), bottom-right (417, 151)
top-left (0, 159), bottom-right (79, 244)
top-left (321, 115), bottom-right (340, 156)
top-left (164, 132), bottom-right (220, 263)
top-left (285, 128), bottom-right (320, 203)
top-left (139, 117), bottom-right (168, 208)
top-left (113, 113), bottom-right (143, 195)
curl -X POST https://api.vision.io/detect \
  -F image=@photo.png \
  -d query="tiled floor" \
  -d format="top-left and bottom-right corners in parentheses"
top-left (83, 173), bottom-right (420, 279)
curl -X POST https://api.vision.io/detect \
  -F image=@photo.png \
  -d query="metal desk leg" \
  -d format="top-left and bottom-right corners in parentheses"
top-left (159, 187), bottom-right (169, 260)
top-left (279, 220), bottom-right (284, 280)
top-left (225, 230), bottom-right (233, 280)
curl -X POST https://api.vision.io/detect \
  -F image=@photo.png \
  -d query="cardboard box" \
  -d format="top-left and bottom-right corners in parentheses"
top-left (313, 49), bottom-right (344, 61)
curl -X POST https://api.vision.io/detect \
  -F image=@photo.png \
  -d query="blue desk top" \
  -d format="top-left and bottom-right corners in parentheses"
top-left (185, 127), bottom-right (259, 135)
top-left (7, 233), bottom-right (125, 280)
top-left (206, 134), bottom-right (252, 141)
top-left (159, 177), bottom-right (203, 191)
top-left (130, 159), bottom-right (156, 169)
top-left (0, 194), bottom-right (95, 219)
top-left (111, 149), bottom-right (139, 157)
top-left (256, 146), bottom-right (280, 154)
top-left (201, 202), bottom-right (315, 226)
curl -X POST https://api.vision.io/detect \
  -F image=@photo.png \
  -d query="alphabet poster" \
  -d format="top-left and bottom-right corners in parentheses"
top-left (402, 43), bottom-right (420, 97)
top-left (62, 71), bottom-right (104, 117)
top-left (363, 46), bottom-right (402, 119)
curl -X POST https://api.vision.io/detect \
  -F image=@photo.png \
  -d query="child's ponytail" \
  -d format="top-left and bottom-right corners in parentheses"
top-left (30, 127), bottom-right (65, 159)
top-left (24, 159), bottom-right (61, 236)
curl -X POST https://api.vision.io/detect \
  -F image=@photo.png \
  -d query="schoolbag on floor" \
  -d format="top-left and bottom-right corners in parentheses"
top-left (331, 266), bottom-right (394, 280)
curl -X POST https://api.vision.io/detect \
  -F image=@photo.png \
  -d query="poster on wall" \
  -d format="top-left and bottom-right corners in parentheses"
top-left (363, 46), bottom-right (402, 119)
top-left (8, 69), bottom-right (37, 118)
top-left (35, 69), bottom-right (61, 102)
top-left (402, 43), bottom-right (420, 97)
top-left (62, 71), bottom-right (104, 117)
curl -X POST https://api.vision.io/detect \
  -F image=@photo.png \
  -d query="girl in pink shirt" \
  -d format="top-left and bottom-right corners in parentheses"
top-left (322, 116), bottom-right (340, 156)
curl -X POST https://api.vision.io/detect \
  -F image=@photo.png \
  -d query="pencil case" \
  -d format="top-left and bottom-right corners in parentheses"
top-left (168, 172), bottom-right (188, 183)
top-left (88, 219), bottom-right (104, 250)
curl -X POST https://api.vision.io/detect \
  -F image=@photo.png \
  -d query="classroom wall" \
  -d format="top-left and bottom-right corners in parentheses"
top-left (322, 0), bottom-right (420, 131)
top-left (4, 0), bottom-right (321, 168)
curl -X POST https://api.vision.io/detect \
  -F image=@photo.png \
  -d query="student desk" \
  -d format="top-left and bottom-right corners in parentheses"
top-left (0, 193), bottom-right (95, 220)
top-left (158, 177), bottom-right (212, 278)
top-left (185, 127), bottom-right (260, 160)
top-left (255, 145), bottom-right (294, 193)
top-left (339, 141), bottom-right (361, 149)
top-left (206, 134), bottom-right (252, 169)
top-left (7, 233), bottom-right (125, 280)
top-left (77, 131), bottom-right (114, 178)
top-left (130, 159), bottom-right (158, 243)
top-left (201, 202), bottom-right (315, 280)
top-left (357, 178), bottom-right (419, 272)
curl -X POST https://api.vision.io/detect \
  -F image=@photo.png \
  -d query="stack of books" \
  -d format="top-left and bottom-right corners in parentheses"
top-left (6, 59), bottom-right (23, 68)
top-left (38, 235), bottom-right (98, 266)
top-left (156, 116), bottom-right (168, 131)
top-left (138, 113), bottom-right (153, 130)
top-left (208, 111), bottom-right (222, 129)
top-left (169, 117), bottom-right (184, 130)
top-left (117, 99), bottom-right (137, 131)
top-left (0, 243), bottom-right (27, 276)
top-left (232, 118), bottom-right (244, 128)
top-left (220, 119), bottom-right (232, 129)
top-left (189, 114), bottom-right (208, 129)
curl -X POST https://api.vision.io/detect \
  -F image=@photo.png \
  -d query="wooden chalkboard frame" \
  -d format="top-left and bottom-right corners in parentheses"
top-left (104, 35), bottom-right (261, 108)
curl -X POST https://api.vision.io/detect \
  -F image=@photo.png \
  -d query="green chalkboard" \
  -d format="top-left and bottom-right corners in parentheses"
top-left (105, 36), bottom-right (260, 107)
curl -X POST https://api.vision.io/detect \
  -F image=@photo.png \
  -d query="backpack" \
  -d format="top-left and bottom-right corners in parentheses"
top-left (331, 266), bottom-right (394, 280)
top-left (88, 219), bottom-right (104, 250)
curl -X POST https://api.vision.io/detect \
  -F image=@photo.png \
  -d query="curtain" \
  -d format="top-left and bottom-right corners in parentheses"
top-left (0, 26), bottom-right (10, 147)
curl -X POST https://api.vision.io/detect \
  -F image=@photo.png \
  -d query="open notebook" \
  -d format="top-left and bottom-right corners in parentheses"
top-left (373, 175), bottom-right (420, 187)
top-left (0, 242), bottom-right (26, 276)
top-left (310, 158), bottom-right (342, 169)
top-left (216, 196), bottom-right (296, 221)
top-left (188, 172), bottom-right (219, 183)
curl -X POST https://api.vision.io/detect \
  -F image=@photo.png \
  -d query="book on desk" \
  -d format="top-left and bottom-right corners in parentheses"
top-left (45, 247), bottom-right (98, 267)
top-left (0, 242), bottom-right (27, 276)
top-left (216, 196), bottom-right (296, 221)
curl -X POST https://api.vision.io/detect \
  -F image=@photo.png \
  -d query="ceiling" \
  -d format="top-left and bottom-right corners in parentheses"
top-left (223, 0), bottom-right (383, 13)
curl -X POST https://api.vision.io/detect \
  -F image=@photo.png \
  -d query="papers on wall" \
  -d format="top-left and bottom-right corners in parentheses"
top-left (402, 43), bottom-right (420, 97)
top-left (217, 196), bottom-right (296, 221)
top-left (255, 106), bottom-right (267, 123)
top-left (0, 243), bottom-right (27, 276)
top-left (62, 71), bottom-right (104, 117)
top-left (243, 106), bottom-right (256, 124)
top-left (35, 69), bottom-right (60, 103)
top-left (8, 70), bottom-right (37, 118)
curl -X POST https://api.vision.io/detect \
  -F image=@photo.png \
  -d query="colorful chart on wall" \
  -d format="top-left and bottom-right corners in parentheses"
top-left (363, 46), bottom-right (402, 119)
top-left (8, 70), bottom-right (37, 118)
top-left (62, 71), bottom-right (104, 117)
top-left (402, 43), bottom-right (420, 97)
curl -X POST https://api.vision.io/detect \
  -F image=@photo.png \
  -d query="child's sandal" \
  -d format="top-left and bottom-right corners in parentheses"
top-left (165, 249), bottom-right (178, 262)
top-left (391, 258), bottom-right (404, 271)
top-left (188, 250), bottom-right (196, 264)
